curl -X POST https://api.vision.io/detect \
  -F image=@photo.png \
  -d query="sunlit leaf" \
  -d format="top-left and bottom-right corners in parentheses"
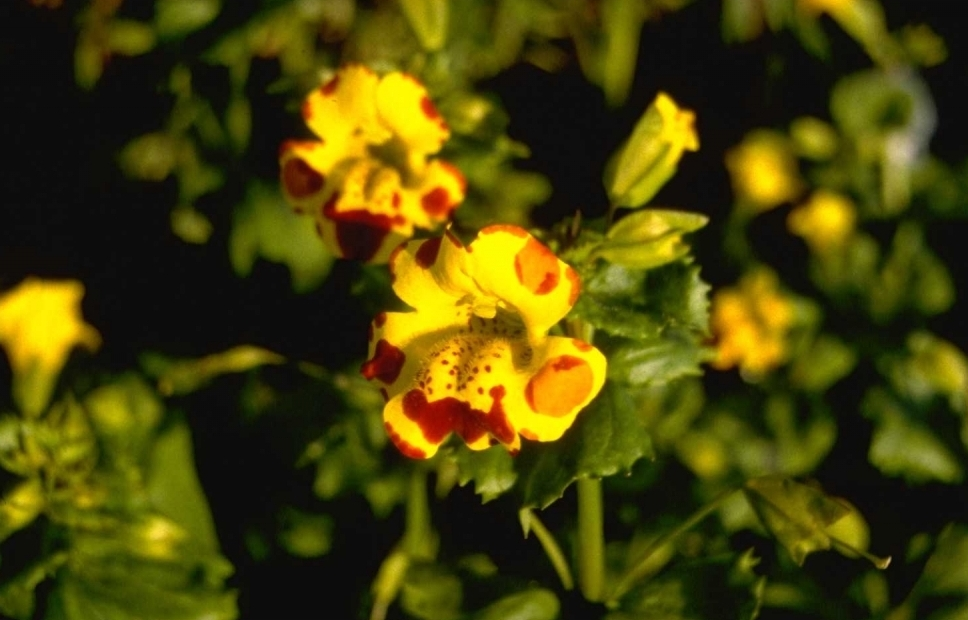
top-left (452, 445), bottom-right (517, 503)
top-left (593, 210), bottom-right (708, 270)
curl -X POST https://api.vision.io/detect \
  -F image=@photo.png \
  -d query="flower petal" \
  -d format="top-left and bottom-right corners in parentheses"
top-left (375, 72), bottom-right (450, 161)
top-left (279, 140), bottom-right (331, 214)
top-left (467, 226), bottom-right (580, 336)
top-left (303, 65), bottom-right (390, 149)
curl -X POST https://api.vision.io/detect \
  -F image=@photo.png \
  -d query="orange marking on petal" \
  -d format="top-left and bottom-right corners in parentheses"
top-left (519, 428), bottom-right (538, 441)
top-left (385, 422), bottom-right (427, 459)
top-left (360, 339), bottom-right (406, 384)
top-left (480, 224), bottom-right (528, 238)
top-left (421, 187), bottom-right (453, 218)
top-left (525, 355), bottom-right (594, 418)
top-left (281, 158), bottom-right (325, 198)
top-left (566, 266), bottom-right (581, 306)
top-left (392, 192), bottom-right (401, 209)
top-left (444, 228), bottom-right (464, 249)
top-left (572, 339), bottom-right (593, 352)
top-left (514, 236), bottom-right (560, 295)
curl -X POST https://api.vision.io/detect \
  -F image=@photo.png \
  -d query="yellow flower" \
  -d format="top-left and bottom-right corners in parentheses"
top-left (788, 190), bottom-right (856, 254)
top-left (280, 64), bottom-right (466, 263)
top-left (361, 226), bottom-right (607, 459)
top-left (0, 278), bottom-right (101, 378)
top-left (605, 92), bottom-right (699, 208)
top-left (798, 0), bottom-right (852, 15)
top-left (710, 269), bottom-right (794, 377)
top-left (725, 130), bottom-right (803, 213)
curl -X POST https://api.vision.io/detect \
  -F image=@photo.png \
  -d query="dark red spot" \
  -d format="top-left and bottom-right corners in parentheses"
top-left (323, 198), bottom-right (397, 261)
top-left (375, 312), bottom-right (387, 327)
top-left (385, 422), bottom-right (426, 459)
top-left (360, 339), bottom-right (406, 384)
top-left (392, 192), bottom-right (401, 209)
top-left (484, 365), bottom-right (491, 373)
top-left (420, 95), bottom-right (441, 121)
top-left (402, 386), bottom-right (515, 447)
top-left (281, 158), bottom-right (324, 199)
top-left (444, 228), bottom-right (464, 249)
top-left (415, 236), bottom-right (442, 268)
top-left (321, 74), bottom-right (340, 96)
top-left (380, 388), bottom-right (389, 402)
top-left (421, 187), bottom-right (453, 218)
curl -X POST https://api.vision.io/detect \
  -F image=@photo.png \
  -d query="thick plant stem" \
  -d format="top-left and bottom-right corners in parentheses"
top-left (404, 466), bottom-right (432, 558)
top-left (577, 477), bottom-right (606, 602)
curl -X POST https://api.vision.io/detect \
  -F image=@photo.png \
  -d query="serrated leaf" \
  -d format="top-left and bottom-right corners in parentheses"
top-left (519, 381), bottom-right (653, 509)
top-left (743, 476), bottom-right (889, 568)
top-left (473, 588), bottom-right (560, 620)
top-left (453, 445), bottom-right (517, 503)
top-left (607, 331), bottom-right (714, 386)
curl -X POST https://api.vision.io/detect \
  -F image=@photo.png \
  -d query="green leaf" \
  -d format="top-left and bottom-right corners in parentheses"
top-left (0, 552), bottom-right (68, 620)
top-left (519, 381), bottom-right (653, 509)
top-left (472, 588), bottom-right (560, 620)
top-left (607, 331), bottom-right (714, 386)
top-left (593, 210), bottom-right (708, 270)
top-left (141, 345), bottom-right (285, 397)
top-left (229, 183), bottom-right (335, 293)
top-left (743, 476), bottom-right (889, 568)
top-left (106, 20), bottom-right (157, 56)
top-left (606, 550), bottom-right (764, 620)
top-left (452, 445), bottom-right (517, 503)
top-left (399, 0), bottom-right (449, 51)
top-left (400, 563), bottom-right (462, 620)
top-left (863, 388), bottom-right (964, 484)
top-left (788, 334), bottom-right (858, 393)
top-left (155, 0), bottom-right (221, 39)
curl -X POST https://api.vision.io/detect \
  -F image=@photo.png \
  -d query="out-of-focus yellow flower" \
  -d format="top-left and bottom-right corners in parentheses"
top-left (710, 269), bottom-right (795, 377)
top-left (788, 190), bottom-right (856, 254)
top-left (360, 226), bottom-right (607, 459)
top-left (725, 130), bottom-right (803, 213)
top-left (605, 92), bottom-right (699, 208)
top-left (280, 65), bottom-right (465, 263)
top-left (0, 278), bottom-right (101, 378)
top-left (798, 0), bottom-right (852, 15)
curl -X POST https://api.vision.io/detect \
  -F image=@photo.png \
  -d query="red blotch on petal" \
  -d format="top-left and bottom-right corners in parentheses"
top-left (415, 236), bottom-right (443, 268)
top-left (402, 386), bottom-right (515, 447)
top-left (514, 236), bottom-right (560, 295)
top-left (320, 74), bottom-right (340, 96)
top-left (566, 266), bottom-right (581, 306)
top-left (392, 192), bottom-right (401, 209)
top-left (375, 311), bottom-right (388, 327)
top-left (323, 199), bottom-right (397, 261)
top-left (420, 95), bottom-right (441, 121)
top-left (385, 421), bottom-right (427, 459)
top-left (421, 187), bottom-right (453, 218)
top-left (360, 339), bottom-right (406, 384)
top-left (281, 158), bottom-right (325, 199)
top-left (525, 355), bottom-right (594, 418)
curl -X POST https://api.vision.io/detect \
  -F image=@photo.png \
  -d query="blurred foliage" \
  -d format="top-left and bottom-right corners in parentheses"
top-left (3, 0), bottom-right (968, 618)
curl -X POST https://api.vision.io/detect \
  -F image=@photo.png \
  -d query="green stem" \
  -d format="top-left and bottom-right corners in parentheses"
top-left (520, 509), bottom-right (574, 591)
top-left (404, 466), bottom-right (432, 558)
top-left (607, 487), bottom-right (739, 604)
top-left (577, 477), bottom-right (606, 602)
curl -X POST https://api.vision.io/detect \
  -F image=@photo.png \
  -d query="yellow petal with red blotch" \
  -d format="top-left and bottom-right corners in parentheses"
top-left (512, 336), bottom-right (607, 442)
top-left (279, 141), bottom-right (332, 214)
top-left (389, 231), bottom-right (477, 311)
top-left (303, 65), bottom-right (390, 148)
top-left (403, 160), bottom-right (466, 229)
top-left (467, 226), bottom-right (580, 337)
top-left (375, 72), bottom-right (450, 160)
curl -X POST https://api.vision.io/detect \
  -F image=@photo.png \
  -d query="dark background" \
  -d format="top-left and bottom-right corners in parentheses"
top-left (1, 1), bottom-right (967, 618)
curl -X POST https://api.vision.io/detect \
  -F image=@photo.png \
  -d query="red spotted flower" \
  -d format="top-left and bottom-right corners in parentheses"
top-left (361, 225), bottom-right (607, 459)
top-left (280, 65), bottom-right (465, 263)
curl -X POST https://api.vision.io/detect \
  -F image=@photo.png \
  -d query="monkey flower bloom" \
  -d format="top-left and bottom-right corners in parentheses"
top-left (710, 269), bottom-right (795, 378)
top-left (788, 190), bottom-right (856, 254)
top-left (361, 226), bottom-right (607, 459)
top-left (725, 130), bottom-right (803, 213)
top-left (280, 65), bottom-right (465, 263)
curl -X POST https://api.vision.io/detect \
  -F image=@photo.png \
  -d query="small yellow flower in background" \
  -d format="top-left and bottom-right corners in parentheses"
top-left (0, 278), bottom-right (101, 416)
top-left (280, 64), bottom-right (466, 263)
top-left (0, 278), bottom-right (101, 378)
top-left (725, 130), bottom-right (803, 213)
top-left (710, 269), bottom-right (795, 378)
top-left (798, 0), bottom-right (852, 15)
top-left (360, 226), bottom-right (607, 459)
top-left (788, 190), bottom-right (856, 254)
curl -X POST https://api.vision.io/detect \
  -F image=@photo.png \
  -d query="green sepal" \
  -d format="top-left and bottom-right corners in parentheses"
top-left (593, 210), bottom-right (708, 270)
